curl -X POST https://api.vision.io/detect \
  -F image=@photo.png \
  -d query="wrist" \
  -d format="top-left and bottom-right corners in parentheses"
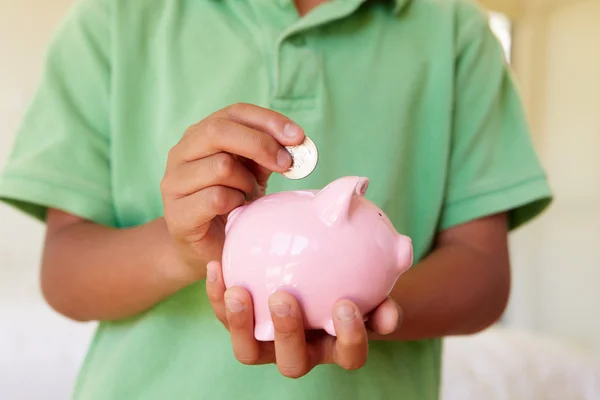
top-left (153, 218), bottom-right (206, 285)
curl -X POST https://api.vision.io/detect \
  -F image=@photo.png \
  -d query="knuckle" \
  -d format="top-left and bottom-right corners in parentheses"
top-left (236, 353), bottom-right (260, 365)
top-left (274, 318), bottom-right (302, 337)
top-left (164, 210), bottom-right (185, 236)
top-left (226, 102), bottom-right (249, 117)
top-left (278, 364), bottom-right (307, 379)
top-left (339, 358), bottom-right (366, 371)
top-left (342, 332), bottom-right (366, 349)
top-left (166, 144), bottom-right (186, 166)
top-left (159, 175), bottom-right (171, 194)
top-left (165, 221), bottom-right (183, 242)
top-left (204, 118), bottom-right (225, 140)
top-left (183, 122), bottom-right (199, 138)
top-left (276, 330), bottom-right (297, 341)
top-left (250, 131), bottom-right (275, 157)
top-left (273, 315), bottom-right (302, 337)
top-left (170, 220), bottom-right (190, 241)
top-left (166, 145), bottom-right (178, 161)
top-left (206, 289), bottom-right (223, 303)
top-left (168, 206), bottom-right (209, 242)
top-left (226, 313), bottom-right (248, 331)
top-left (213, 153), bottom-right (236, 180)
top-left (209, 187), bottom-right (232, 215)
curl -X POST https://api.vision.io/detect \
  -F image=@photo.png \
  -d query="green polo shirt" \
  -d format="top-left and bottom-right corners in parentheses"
top-left (0, 0), bottom-right (552, 398)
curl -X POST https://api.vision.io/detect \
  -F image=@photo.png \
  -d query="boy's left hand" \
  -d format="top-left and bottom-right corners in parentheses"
top-left (205, 261), bottom-right (402, 378)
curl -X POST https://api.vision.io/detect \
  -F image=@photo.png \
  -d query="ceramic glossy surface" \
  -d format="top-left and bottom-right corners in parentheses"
top-left (222, 176), bottom-right (413, 341)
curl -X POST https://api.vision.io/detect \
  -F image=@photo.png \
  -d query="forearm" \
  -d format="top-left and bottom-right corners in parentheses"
top-left (41, 217), bottom-right (202, 322)
top-left (375, 230), bottom-right (510, 341)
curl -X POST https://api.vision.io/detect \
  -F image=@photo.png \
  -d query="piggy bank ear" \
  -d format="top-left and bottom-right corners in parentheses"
top-left (314, 176), bottom-right (370, 226)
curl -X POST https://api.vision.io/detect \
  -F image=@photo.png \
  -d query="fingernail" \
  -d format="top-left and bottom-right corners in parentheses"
top-left (206, 263), bottom-right (218, 282)
top-left (335, 304), bottom-right (356, 322)
top-left (283, 123), bottom-right (303, 139)
top-left (270, 302), bottom-right (291, 318)
top-left (277, 148), bottom-right (292, 169)
top-left (226, 297), bottom-right (245, 313)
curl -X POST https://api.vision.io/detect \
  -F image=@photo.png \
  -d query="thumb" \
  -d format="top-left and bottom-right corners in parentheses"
top-left (367, 298), bottom-right (403, 336)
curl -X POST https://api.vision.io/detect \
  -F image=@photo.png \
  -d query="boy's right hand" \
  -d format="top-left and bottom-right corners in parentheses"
top-left (160, 103), bottom-right (305, 276)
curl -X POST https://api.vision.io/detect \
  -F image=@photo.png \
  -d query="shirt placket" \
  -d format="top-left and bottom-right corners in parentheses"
top-left (247, 0), bottom-right (367, 111)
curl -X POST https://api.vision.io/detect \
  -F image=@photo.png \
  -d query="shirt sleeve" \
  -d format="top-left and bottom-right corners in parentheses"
top-left (439, 2), bottom-right (553, 231)
top-left (0, 0), bottom-right (116, 227)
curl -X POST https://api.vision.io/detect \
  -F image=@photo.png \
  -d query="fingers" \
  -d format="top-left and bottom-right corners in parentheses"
top-left (267, 295), bottom-right (371, 375)
top-left (166, 186), bottom-right (245, 239)
top-left (215, 103), bottom-right (305, 147)
top-left (206, 261), bottom-right (228, 328)
top-left (171, 104), bottom-right (305, 173)
top-left (213, 289), bottom-right (374, 376)
top-left (224, 287), bottom-right (262, 365)
top-left (269, 292), bottom-right (311, 379)
top-left (367, 297), bottom-right (403, 336)
top-left (207, 262), bottom-right (275, 365)
top-left (177, 118), bottom-right (293, 172)
top-left (331, 301), bottom-right (369, 370)
top-left (162, 104), bottom-right (306, 250)
top-left (162, 104), bottom-right (306, 294)
top-left (162, 153), bottom-right (259, 200)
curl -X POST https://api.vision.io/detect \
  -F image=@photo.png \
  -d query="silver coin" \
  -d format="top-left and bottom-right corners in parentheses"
top-left (282, 136), bottom-right (319, 180)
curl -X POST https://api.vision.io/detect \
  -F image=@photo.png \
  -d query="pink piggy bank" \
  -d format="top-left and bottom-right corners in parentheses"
top-left (222, 176), bottom-right (413, 341)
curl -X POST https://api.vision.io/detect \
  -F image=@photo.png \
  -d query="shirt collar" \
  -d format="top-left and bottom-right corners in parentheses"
top-left (217, 0), bottom-right (411, 15)
top-left (344, 0), bottom-right (411, 14)
top-left (393, 0), bottom-right (410, 14)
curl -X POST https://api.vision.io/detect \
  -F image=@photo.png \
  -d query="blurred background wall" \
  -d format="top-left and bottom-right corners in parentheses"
top-left (486, 0), bottom-right (600, 358)
top-left (0, 2), bottom-right (97, 399)
top-left (1, 0), bottom-right (598, 399)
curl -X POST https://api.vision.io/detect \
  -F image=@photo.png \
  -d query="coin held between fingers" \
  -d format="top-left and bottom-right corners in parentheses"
top-left (281, 136), bottom-right (319, 180)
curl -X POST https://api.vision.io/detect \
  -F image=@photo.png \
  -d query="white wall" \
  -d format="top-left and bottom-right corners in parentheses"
top-left (0, 2), bottom-right (97, 399)
top-left (504, 0), bottom-right (600, 358)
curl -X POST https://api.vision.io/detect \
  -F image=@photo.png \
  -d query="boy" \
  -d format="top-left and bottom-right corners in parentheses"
top-left (0, 0), bottom-right (552, 398)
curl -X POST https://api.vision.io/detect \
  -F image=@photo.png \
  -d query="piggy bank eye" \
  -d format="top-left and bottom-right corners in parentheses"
top-left (378, 213), bottom-right (382, 217)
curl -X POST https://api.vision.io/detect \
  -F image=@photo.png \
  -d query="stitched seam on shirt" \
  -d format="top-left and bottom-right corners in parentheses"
top-left (0, 170), bottom-right (113, 206)
top-left (445, 174), bottom-right (549, 207)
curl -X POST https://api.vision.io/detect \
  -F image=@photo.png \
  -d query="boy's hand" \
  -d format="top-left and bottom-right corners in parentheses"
top-left (161, 103), bottom-right (305, 275)
top-left (206, 261), bottom-right (403, 378)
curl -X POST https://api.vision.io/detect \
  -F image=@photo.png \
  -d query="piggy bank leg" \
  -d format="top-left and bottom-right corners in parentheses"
top-left (323, 319), bottom-right (337, 337)
top-left (254, 321), bottom-right (275, 342)
top-left (251, 294), bottom-right (275, 341)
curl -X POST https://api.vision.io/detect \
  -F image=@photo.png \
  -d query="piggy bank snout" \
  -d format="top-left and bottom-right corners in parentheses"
top-left (395, 234), bottom-right (414, 273)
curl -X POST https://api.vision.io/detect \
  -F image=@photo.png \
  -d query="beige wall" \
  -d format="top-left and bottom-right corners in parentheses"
top-left (0, 2), bottom-right (97, 399)
top-left (505, 0), bottom-right (600, 357)
top-left (478, 0), bottom-right (525, 18)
